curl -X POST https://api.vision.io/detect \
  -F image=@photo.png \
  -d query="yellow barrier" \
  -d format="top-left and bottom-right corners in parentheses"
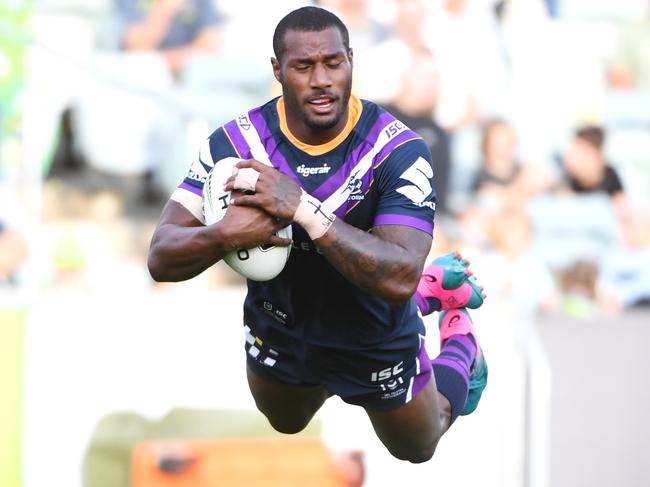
top-left (0, 310), bottom-right (24, 487)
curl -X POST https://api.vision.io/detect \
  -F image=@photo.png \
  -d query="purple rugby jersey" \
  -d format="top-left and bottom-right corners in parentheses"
top-left (178, 95), bottom-right (437, 349)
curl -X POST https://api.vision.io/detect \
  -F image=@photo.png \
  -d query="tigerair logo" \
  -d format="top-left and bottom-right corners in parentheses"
top-left (297, 163), bottom-right (331, 177)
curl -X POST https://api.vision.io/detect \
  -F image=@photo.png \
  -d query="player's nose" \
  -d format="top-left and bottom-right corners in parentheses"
top-left (310, 62), bottom-right (332, 88)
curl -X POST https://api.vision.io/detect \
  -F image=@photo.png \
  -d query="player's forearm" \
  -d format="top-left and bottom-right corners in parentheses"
top-left (316, 220), bottom-right (423, 305)
top-left (147, 224), bottom-right (229, 282)
top-left (122, 3), bottom-right (179, 51)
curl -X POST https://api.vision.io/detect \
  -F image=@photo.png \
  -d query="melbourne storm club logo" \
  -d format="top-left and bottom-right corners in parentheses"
top-left (345, 171), bottom-right (364, 201)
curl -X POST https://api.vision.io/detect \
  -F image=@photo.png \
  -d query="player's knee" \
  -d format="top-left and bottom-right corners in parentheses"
top-left (407, 445), bottom-right (436, 464)
top-left (267, 418), bottom-right (310, 435)
top-left (263, 413), bottom-right (311, 435)
top-left (388, 437), bottom-right (439, 464)
top-left (398, 444), bottom-right (436, 464)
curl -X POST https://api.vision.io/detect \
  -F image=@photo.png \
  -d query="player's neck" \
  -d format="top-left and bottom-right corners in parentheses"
top-left (289, 112), bottom-right (350, 146)
top-left (277, 96), bottom-right (362, 153)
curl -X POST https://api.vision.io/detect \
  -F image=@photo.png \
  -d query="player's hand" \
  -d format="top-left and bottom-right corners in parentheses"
top-left (215, 191), bottom-right (292, 251)
top-left (223, 160), bottom-right (302, 222)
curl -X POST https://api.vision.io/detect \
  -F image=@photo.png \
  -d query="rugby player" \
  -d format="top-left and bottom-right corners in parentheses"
top-left (148, 6), bottom-right (487, 463)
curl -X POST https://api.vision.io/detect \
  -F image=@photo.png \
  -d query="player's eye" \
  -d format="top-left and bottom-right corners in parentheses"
top-left (327, 61), bottom-right (342, 69)
top-left (294, 64), bottom-right (310, 71)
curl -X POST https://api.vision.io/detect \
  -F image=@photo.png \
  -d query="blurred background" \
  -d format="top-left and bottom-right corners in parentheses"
top-left (1, 0), bottom-right (650, 486)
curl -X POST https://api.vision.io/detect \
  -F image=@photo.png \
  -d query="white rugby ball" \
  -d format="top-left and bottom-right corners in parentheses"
top-left (203, 157), bottom-right (291, 282)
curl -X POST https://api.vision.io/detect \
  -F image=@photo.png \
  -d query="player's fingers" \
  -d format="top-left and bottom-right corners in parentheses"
top-left (229, 194), bottom-right (261, 208)
top-left (273, 218), bottom-right (292, 230)
top-left (267, 234), bottom-right (292, 247)
top-left (223, 175), bottom-right (236, 190)
top-left (227, 167), bottom-right (260, 193)
top-left (235, 159), bottom-right (269, 173)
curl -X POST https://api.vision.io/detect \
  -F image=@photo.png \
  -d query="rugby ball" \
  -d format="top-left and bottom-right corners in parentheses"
top-left (203, 157), bottom-right (291, 281)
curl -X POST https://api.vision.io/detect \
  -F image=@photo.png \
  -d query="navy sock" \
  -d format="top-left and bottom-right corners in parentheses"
top-left (431, 334), bottom-right (477, 424)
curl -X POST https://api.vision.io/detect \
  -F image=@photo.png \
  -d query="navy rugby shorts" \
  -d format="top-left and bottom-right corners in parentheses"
top-left (243, 320), bottom-right (433, 412)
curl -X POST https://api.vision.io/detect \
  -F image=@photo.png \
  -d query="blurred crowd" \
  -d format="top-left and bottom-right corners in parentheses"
top-left (1, 0), bottom-right (650, 320)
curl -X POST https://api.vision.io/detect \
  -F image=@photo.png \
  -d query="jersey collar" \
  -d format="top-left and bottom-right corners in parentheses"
top-left (276, 95), bottom-right (363, 156)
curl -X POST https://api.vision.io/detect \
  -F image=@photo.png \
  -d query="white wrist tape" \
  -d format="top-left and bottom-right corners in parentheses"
top-left (230, 167), bottom-right (260, 193)
top-left (293, 190), bottom-right (336, 240)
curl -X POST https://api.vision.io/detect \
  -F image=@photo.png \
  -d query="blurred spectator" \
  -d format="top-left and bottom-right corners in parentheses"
top-left (469, 118), bottom-right (549, 214)
top-left (0, 220), bottom-right (28, 285)
top-left (543, 0), bottom-right (559, 18)
top-left (481, 208), bottom-right (557, 315)
top-left (116, 0), bottom-right (223, 74)
top-left (54, 1), bottom-right (227, 206)
top-left (353, 0), bottom-right (429, 102)
top-left (599, 207), bottom-right (650, 313)
top-left (472, 118), bottom-right (520, 193)
top-left (607, 2), bottom-right (650, 90)
top-left (423, 0), bottom-right (508, 130)
top-left (561, 125), bottom-right (625, 204)
top-left (383, 50), bottom-right (451, 213)
top-left (316, 0), bottom-right (390, 51)
top-left (393, 0), bottom-right (429, 52)
top-left (528, 192), bottom-right (620, 271)
top-left (557, 260), bottom-right (599, 318)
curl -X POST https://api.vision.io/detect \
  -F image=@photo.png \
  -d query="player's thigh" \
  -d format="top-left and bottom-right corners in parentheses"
top-left (246, 365), bottom-right (328, 434)
top-left (243, 321), bottom-right (328, 433)
top-left (366, 377), bottom-right (443, 464)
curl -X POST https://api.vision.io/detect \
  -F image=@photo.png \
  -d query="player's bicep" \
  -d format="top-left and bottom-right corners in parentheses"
top-left (156, 199), bottom-right (204, 231)
top-left (170, 186), bottom-right (204, 223)
top-left (371, 224), bottom-right (431, 270)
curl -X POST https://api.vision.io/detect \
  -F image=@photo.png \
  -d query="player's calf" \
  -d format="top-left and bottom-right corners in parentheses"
top-left (433, 308), bottom-right (488, 419)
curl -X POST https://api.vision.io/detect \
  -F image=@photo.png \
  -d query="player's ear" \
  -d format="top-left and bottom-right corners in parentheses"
top-left (271, 57), bottom-right (281, 82)
top-left (348, 48), bottom-right (354, 67)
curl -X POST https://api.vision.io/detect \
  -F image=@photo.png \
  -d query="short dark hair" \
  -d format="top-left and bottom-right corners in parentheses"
top-left (272, 6), bottom-right (350, 61)
top-left (575, 125), bottom-right (605, 150)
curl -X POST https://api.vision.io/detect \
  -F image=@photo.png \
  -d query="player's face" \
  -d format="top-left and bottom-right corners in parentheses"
top-left (272, 27), bottom-right (353, 144)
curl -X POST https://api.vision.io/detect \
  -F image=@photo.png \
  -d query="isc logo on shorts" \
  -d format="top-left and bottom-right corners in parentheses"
top-left (370, 361), bottom-right (404, 382)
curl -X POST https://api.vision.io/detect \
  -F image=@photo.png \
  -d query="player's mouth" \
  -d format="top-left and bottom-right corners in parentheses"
top-left (307, 96), bottom-right (337, 115)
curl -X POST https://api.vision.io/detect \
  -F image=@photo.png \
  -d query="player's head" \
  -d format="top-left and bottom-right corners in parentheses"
top-left (273, 6), bottom-right (350, 65)
top-left (271, 6), bottom-right (353, 139)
